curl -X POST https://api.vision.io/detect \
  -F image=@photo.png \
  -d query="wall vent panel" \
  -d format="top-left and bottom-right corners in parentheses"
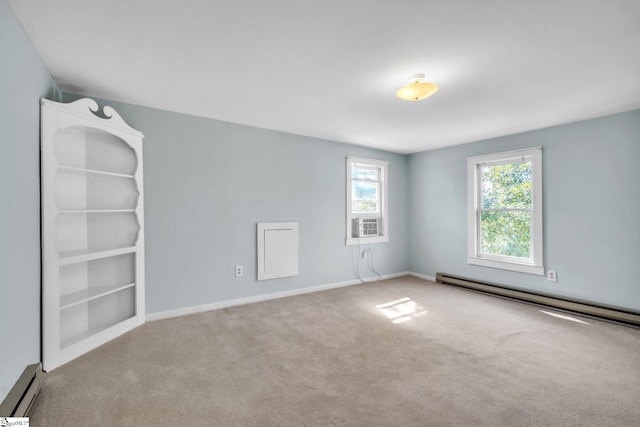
top-left (257, 222), bottom-right (298, 281)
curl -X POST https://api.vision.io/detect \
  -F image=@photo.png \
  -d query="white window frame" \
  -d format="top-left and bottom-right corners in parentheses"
top-left (467, 147), bottom-right (544, 275)
top-left (346, 157), bottom-right (389, 245)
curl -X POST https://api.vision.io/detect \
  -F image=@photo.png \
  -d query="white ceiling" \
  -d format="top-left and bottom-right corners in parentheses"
top-left (8, 0), bottom-right (640, 154)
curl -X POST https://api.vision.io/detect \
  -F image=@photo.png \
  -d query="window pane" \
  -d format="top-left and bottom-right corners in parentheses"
top-left (352, 165), bottom-right (379, 181)
top-left (352, 181), bottom-right (379, 213)
top-left (481, 161), bottom-right (532, 209)
top-left (481, 211), bottom-right (531, 258)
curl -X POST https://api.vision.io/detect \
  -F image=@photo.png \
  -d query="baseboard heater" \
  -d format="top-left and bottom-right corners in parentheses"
top-left (0, 363), bottom-right (42, 417)
top-left (436, 272), bottom-right (640, 328)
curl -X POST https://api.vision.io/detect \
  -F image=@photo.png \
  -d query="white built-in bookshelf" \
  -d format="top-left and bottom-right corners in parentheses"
top-left (41, 98), bottom-right (145, 370)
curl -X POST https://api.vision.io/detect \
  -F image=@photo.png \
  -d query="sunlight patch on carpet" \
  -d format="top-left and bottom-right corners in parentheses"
top-left (376, 297), bottom-right (427, 324)
top-left (540, 310), bottom-right (590, 325)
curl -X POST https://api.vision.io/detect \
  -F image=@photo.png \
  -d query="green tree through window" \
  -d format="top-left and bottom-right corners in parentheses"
top-left (480, 161), bottom-right (532, 258)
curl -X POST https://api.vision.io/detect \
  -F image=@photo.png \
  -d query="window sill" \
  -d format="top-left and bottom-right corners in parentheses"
top-left (346, 235), bottom-right (389, 246)
top-left (468, 256), bottom-right (544, 275)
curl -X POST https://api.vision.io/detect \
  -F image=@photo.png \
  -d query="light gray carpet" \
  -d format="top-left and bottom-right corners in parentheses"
top-left (30, 276), bottom-right (640, 426)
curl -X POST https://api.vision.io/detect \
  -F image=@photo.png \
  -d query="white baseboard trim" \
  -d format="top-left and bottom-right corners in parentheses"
top-left (146, 271), bottom-right (410, 322)
top-left (408, 272), bottom-right (437, 282)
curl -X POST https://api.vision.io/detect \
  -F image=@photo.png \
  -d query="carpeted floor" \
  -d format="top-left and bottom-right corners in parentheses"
top-left (30, 276), bottom-right (640, 426)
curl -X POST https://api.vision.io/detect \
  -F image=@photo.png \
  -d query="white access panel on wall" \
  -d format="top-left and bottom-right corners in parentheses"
top-left (257, 222), bottom-right (298, 280)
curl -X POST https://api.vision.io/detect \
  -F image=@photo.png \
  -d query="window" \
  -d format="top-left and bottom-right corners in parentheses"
top-left (346, 157), bottom-right (389, 245)
top-left (467, 147), bottom-right (543, 275)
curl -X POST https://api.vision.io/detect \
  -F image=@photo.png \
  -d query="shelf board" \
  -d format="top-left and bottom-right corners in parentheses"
top-left (57, 209), bottom-right (136, 214)
top-left (61, 319), bottom-right (133, 349)
top-left (60, 282), bottom-right (136, 310)
top-left (62, 329), bottom-right (100, 349)
top-left (57, 165), bottom-right (134, 179)
top-left (59, 246), bottom-right (136, 265)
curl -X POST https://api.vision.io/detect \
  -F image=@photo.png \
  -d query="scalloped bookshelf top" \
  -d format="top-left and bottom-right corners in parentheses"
top-left (41, 98), bottom-right (143, 137)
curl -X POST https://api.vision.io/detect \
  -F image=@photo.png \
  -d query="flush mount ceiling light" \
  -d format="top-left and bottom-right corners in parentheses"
top-left (396, 73), bottom-right (439, 101)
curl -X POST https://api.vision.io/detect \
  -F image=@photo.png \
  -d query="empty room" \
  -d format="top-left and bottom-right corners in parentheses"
top-left (1, 0), bottom-right (640, 425)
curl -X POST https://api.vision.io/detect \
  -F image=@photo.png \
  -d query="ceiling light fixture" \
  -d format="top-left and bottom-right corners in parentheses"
top-left (396, 73), bottom-right (439, 101)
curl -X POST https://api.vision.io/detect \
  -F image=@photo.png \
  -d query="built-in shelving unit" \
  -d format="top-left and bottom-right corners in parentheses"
top-left (41, 98), bottom-right (145, 371)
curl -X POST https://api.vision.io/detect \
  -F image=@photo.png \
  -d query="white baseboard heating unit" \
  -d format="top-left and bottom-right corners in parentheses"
top-left (0, 363), bottom-right (42, 417)
top-left (436, 272), bottom-right (640, 328)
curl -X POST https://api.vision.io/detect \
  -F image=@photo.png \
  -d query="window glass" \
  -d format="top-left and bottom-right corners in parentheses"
top-left (352, 164), bottom-right (379, 181)
top-left (480, 210), bottom-right (531, 258)
top-left (352, 181), bottom-right (379, 214)
top-left (480, 160), bottom-right (533, 259)
top-left (481, 161), bottom-right (532, 210)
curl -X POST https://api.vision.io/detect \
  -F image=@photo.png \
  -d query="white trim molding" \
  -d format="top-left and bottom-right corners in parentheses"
top-left (408, 272), bottom-right (437, 282)
top-left (146, 272), bottom-right (410, 322)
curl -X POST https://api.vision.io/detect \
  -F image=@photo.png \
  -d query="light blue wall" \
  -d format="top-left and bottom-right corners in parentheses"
top-left (3, 0), bottom-right (638, 404)
top-left (0, 0), bottom-right (60, 403)
top-left (62, 94), bottom-right (410, 314)
top-left (408, 110), bottom-right (640, 310)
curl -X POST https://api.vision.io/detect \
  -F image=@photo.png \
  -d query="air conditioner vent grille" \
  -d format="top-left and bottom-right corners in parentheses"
top-left (352, 218), bottom-right (380, 237)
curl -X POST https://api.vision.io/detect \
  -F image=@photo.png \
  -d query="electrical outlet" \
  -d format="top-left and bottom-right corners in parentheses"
top-left (547, 270), bottom-right (557, 282)
top-left (361, 250), bottom-right (367, 262)
top-left (235, 265), bottom-right (243, 277)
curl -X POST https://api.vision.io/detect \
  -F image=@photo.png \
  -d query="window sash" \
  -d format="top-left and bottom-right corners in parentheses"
top-left (478, 208), bottom-right (533, 260)
top-left (480, 160), bottom-right (532, 210)
top-left (351, 180), bottom-right (380, 215)
top-left (352, 164), bottom-right (380, 182)
top-left (476, 162), bottom-right (535, 261)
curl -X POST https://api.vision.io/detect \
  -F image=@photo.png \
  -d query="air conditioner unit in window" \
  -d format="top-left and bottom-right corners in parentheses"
top-left (352, 218), bottom-right (380, 237)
